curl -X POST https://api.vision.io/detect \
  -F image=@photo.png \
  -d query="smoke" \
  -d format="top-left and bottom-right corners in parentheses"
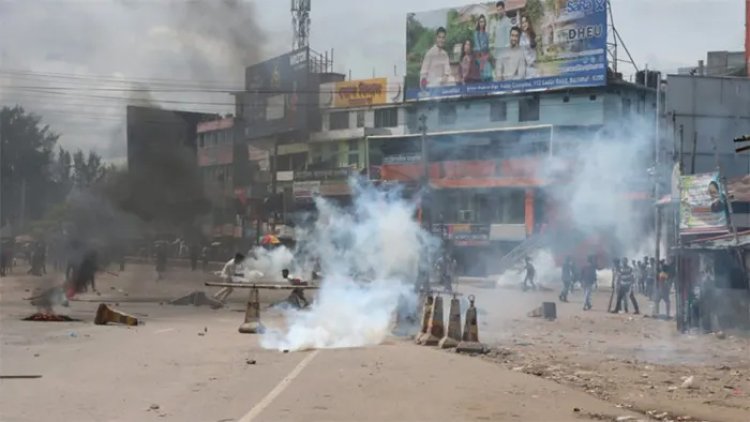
top-left (541, 119), bottom-right (655, 251)
top-left (261, 180), bottom-right (437, 352)
top-left (246, 246), bottom-right (295, 280)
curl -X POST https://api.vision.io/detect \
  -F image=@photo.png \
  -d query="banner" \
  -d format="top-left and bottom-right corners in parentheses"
top-left (319, 77), bottom-right (403, 108)
top-left (239, 48), bottom-right (310, 138)
top-left (679, 172), bottom-right (729, 235)
top-left (334, 78), bottom-right (387, 107)
top-left (405, 0), bottom-right (608, 101)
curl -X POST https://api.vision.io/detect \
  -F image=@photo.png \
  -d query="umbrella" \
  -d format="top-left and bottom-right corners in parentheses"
top-left (260, 234), bottom-right (281, 245)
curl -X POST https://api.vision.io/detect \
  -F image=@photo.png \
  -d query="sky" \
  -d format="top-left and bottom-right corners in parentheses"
top-left (0, 0), bottom-right (746, 161)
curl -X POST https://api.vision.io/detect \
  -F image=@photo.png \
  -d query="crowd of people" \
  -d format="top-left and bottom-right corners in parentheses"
top-left (420, 1), bottom-right (539, 88)
top-left (520, 254), bottom-right (676, 317)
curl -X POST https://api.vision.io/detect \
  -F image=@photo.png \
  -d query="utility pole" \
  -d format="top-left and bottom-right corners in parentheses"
top-left (418, 114), bottom-right (430, 230)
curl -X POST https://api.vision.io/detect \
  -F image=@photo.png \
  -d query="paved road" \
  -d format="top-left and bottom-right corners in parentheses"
top-left (0, 268), bottom-right (641, 422)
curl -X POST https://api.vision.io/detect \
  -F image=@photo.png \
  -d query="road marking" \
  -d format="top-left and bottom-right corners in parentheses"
top-left (154, 328), bottom-right (175, 334)
top-left (238, 350), bottom-right (320, 422)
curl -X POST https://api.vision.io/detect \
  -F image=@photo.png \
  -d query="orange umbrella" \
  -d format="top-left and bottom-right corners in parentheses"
top-left (260, 234), bottom-right (281, 245)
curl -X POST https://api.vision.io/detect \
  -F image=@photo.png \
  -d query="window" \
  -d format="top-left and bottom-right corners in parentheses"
top-left (356, 110), bottom-right (365, 128)
top-left (329, 111), bottom-right (349, 130)
top-left (438, 104), bottom-right (457, 125)
top-left (347, 139), bottom-right (360, 167)
top-left (406, 108), bottom-right (418, 128)
top-left (490, 101), bottom-right (507, 122)
top-left (519, 97), bottom-right (540, 122)
top-left (374, 108), bottom-right (398, 128)
top-left (199, 134), bottom-right (205, 148)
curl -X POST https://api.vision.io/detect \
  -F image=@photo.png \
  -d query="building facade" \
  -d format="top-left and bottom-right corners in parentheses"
top-left (368, 80), bottom-right (658, 275)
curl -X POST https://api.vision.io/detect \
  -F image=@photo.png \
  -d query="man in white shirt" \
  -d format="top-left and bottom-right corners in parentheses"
top-left (213, 253), bottom-right (249, 303)
top-left (497, 26), bottom-right (527, 81)
top-left (493, 1), bottom-right (512, 57)
top-left (419, 27), bottom-right (454, 88)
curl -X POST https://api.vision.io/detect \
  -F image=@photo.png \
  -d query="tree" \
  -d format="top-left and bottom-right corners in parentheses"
top-left (0, 106), bottom-right (60, 230)
top-left (72, 149), bottom-right (106, 188)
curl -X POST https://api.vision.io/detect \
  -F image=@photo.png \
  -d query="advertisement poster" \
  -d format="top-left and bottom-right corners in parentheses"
top-left (405, 0), bottom-right (608, 101)
top-left (679, 172), bottom-right (729, 235)
top-left (241, 48), bottom-right (310, 138)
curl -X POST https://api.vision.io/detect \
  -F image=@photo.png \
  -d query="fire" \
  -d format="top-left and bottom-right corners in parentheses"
top-left (23, 313), bottom-right (77, 322)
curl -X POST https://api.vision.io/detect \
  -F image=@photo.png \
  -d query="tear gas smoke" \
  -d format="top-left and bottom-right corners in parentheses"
top-left (261, 181), bottom-right (437, 352)
top-left (496, 117), bottom-right (663, 284)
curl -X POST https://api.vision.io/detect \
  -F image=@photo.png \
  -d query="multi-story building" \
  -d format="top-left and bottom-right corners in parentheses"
top-left (367, 79), bottom-right (657, 275)
top-left (289, 77), bottom-right (408, 211)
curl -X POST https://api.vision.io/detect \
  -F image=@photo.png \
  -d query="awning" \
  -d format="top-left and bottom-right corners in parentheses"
top-left (366, 124), bottom-right (553, 140)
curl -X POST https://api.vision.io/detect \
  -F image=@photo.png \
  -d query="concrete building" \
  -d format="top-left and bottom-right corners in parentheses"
top-left (368, 79), bottom-right (658, 275)
top-left (289, 77), bottom-right (409, 211)
top-left (665, 74), bottom-right (750, 228)
top-left (678, 51), bottom-right (748, 77)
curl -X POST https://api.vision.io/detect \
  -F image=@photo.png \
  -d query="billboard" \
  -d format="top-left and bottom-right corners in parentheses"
top-left (405, 0), bottom-right (608, 101)
top-left (319, 77), bottom-right (403, 108)
top-left (679, 172), bottom-right (729, 235)
top-left (241, 48), bottom-right (310, 138)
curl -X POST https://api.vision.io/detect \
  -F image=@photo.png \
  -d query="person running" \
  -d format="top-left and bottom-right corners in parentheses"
top-left (522, 256), bottom-right (537, 291)
top-left (212, 253), bottom-right (246, 303)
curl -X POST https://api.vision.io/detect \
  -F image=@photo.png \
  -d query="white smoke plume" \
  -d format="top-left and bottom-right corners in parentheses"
top-left (261, 181), bottom-right (437, 351)
top-left (494, 116), bottom-right (663, 284)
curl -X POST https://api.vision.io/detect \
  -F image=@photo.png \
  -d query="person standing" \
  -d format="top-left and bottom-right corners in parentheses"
top-left (189, 244), bottom-right (199, 271)
top-left (519, 14), bottom-right (538, 77)
top-left (419, 27), bottom-right (454, 88)
top-left (613, 258), bottom-right (639, 314)
top-left (473, 14), bottom-right (493, 81)
top-left (559, 256), bottom-right (574, 302)
top-left (580, 255), bottom-right (597, 311)
top-left (653, 259), bottom-right (672, 318)
top-left (496, 26), bottom-right (527, 80)
top-left (492, 1), bottom-right (512, 57)
top-left (155, 243), bottom-right (167, 281)
top-left (522, 256), bottom-right (537, 291)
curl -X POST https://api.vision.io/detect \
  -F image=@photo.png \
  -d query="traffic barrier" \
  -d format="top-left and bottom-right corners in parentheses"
top-left (456, 295), bottom-right (485, 354)
top-left (418, 294), bottom-right (444, 346)
top-left (439, 294), bottom-right (462, 349)
top-left (238, 287), bottom-right (264, 334)
top-left (94, 304), bottom-right (139, 326)
top-left (414, 294), bottom-right (433, 343)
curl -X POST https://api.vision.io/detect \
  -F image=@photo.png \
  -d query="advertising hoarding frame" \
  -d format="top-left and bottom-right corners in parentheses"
top-left (405, 0), bottom-right (608, 101)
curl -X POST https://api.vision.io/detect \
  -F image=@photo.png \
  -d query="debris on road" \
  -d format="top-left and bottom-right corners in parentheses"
top-left (93, 303), bottom-right (139, 326)
top-left (0, 375), bottom-right (42, 379)
top-left (22, 313), bottom-right (78, 322)
top-left (246, 359), bottom-right (256, 365)
top-left (148, 404), bottom-right (160, 411)
top-left (169, 291), bottom-right (223, 308)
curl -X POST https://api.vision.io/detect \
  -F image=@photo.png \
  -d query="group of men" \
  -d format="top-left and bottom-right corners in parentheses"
top-left (211, 252), bottom-right (311, 309)
top-left (610, 257), bottom-right (673, 317)
top-left (554, 254), bottom-right (673, 316)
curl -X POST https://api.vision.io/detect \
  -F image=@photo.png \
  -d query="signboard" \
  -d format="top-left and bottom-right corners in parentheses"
top-left (198, 144), bottom-right (233, 167)
top-left (320, 77), bottom-right (404, 108)
top-left (241, 48), bottom-right (310, 138)
top-left (295, 168), bottom-right (353, 181)
top-left (679, 172), bottom-right (729, 235)
top-left (293, 181), bottom-right (321, 203)
top-left (432, 224), bottom-right (491, 246)
top-left (405, 0), bottom-right (608, 101)
top-left (333, 78), bottom-right (387, 107)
